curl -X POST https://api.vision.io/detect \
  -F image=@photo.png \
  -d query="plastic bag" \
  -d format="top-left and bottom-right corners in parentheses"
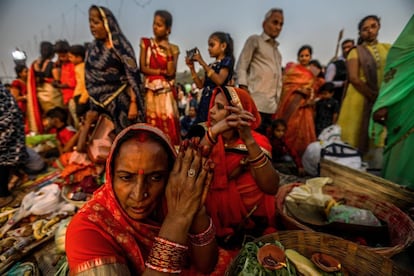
top-left (328, 205), bottom-right (381, 226)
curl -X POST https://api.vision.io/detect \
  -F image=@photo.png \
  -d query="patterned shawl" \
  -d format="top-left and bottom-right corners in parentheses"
top-left (85, 5), bottom-right (145, 129)
top-left (0, 85), bottom-right (28, 166)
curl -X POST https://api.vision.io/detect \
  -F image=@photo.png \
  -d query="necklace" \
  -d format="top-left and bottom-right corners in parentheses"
top-left (371, 43), bottom-right (381, 66)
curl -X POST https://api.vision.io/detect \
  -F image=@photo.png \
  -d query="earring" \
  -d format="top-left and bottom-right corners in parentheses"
top-left (143, 192), bottom-right (149, 198)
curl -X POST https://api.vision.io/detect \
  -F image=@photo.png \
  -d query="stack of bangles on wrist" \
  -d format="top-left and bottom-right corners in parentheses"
top-left (188, 217), bottom-right (216, 247)
top-left (247, 151), bottom-right (268, 169)
top-left (205, 127), bottom-right (217, 145)
top-left (145, 237), bottom-right (188, 274)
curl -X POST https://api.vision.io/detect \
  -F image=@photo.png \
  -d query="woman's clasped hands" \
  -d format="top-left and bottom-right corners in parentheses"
top-left (165, 138), bottom-right (213, 221)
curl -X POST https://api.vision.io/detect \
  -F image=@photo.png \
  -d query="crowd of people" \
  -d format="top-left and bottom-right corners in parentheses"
top-left (1, 4), bottom-right (413, 274)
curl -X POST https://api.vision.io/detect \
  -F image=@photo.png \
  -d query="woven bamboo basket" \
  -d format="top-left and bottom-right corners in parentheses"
top-left (226, 231), bottom-right (410, 276)
top-left (275, 183), bottom-right (414, 257)
top-left (320, 159), bottom-right (414, 211)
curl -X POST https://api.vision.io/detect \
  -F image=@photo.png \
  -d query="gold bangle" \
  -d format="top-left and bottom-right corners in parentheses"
top-left (207, 69), bottom-right (214, 78)
top-left (247, 151), bottom-right (264, 163)
top-left (252, 157), bottom-right (269, 169)
top-left (207, 128), bottom-right (217, 144)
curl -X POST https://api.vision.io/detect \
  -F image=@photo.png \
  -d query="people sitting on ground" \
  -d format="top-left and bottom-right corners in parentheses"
top-left (45, 107), bottom-right (79, 155)
top-left (270, 119), bottom-right (305, 176)
top-left (200, 86), bottom-right (280, 250)
top-left (66, 123), bottom-right (231, 274)
top-left (314, 82), bottom-right (340, 136)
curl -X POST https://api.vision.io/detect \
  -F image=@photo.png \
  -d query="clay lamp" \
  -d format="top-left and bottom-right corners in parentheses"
top-left (257, 244), bottom-right (287, 270)
top-left (311, 252), bottom-right (342, 272)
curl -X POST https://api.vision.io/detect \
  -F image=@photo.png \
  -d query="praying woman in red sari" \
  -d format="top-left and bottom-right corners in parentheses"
top-left (66, 123), bottom-right (232, 275)
top-left (275, 45), bottom-right (325, 157)
top-left (201, 86), bottom-right (280, 250)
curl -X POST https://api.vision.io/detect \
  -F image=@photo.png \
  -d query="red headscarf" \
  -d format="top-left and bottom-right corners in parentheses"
top-left (67, 124), bottom-right (176, 274)
top-left (205, 86), bottom-right (276, 238)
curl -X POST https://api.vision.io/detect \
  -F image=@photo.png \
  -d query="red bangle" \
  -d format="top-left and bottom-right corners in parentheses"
top-left (167, 55), bottom-right (173, 62)
top-left (145, 236), bottom-right (188, 274)
top-left (188, 217), bottom-right (216, 247)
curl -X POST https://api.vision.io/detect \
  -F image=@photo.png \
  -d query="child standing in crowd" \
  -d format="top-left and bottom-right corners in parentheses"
top-left (180, 103), bottom-right (197, 139)
top-left (53, 40), bottom-right (76, 108)
top-left (140, 10), bottom-right (181, 145)
top-left (186, 32), bottom-right (234, 124)
top-left (314, 82), bottom-right (339, 136)
top-left (68, 44), bottom-right (89, 128)
top-left (45, 107), bottom-right (78, 154)
top-left (270, 119), bottom-right (305, 176)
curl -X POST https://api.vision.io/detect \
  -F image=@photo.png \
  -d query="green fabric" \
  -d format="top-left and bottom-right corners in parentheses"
top-left (371, 15), bottom-right (414, 189)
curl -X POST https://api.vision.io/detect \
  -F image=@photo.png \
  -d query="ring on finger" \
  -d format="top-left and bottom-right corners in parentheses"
top-left (187, 168), bottom-right (196, 178)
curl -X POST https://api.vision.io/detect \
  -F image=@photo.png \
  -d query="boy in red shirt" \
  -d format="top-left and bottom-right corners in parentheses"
top-left (45, 107), bottom-right (78, 154)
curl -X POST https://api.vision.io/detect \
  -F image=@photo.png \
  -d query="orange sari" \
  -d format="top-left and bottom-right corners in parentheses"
top-left (275, 62), bottom-right (324, 156)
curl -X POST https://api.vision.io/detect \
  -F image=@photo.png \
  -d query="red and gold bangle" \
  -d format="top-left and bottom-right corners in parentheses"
top-left (247, 151), bottom-right (265, 164)
top-left (252, 156), bottom-right (269, 169)
top-left (145, 236), bottom-right (188, 274)
top-left (206, 128), bottom-right (217, 144)
top-left (188, 217), bottom-right (216, 247)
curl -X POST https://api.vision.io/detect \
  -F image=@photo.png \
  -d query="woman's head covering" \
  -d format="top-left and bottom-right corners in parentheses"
top-left (106, 123), bottom-right (177, 183)
top-left (71, 123), bottom-right (176, 274)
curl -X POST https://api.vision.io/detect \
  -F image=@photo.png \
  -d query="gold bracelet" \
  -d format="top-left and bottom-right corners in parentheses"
top-left (207, 128), bottom-right (217, 144)
top-left (207, 69), bottom-right (214, 78)
top-left (247, 151), bottom-right (265, 163)
top-left (252, 157), bottom-right (269, 169)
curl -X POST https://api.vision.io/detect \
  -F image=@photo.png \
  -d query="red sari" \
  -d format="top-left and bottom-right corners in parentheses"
top-left (141, 38), bottom-right (181, 146)
top-left (66, 124), bottom-right (231, 275)
top-left (26, 65), bottom-right (44, 133)
top-left (206, 87), bottom-right (277, 242)
top-left (275, 62), bottom-right (324, 156)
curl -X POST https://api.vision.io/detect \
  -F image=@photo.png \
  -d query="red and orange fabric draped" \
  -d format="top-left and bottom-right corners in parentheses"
top-left (275, 62), bottom-right (324, 156)
top-left (26, 64), bottom-right (44, 134)
top-left (206, 86), bottom-right (276, 238)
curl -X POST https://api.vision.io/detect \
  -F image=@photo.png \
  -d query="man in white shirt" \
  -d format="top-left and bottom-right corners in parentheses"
top-left (236, 8), bottom-right (284, 135)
